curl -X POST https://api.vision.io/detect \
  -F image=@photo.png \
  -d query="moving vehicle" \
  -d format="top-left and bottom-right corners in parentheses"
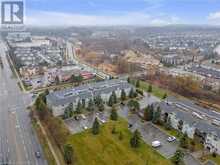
top-left (35, 151), bottom-right (41, 158)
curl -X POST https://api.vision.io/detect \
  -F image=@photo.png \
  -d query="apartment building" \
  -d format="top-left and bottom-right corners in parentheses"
top-left (47, 79), bottom-right (133, 116)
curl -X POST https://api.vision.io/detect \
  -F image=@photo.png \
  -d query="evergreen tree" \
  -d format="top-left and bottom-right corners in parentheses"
top-left (55, 75), bottom-right (60, 85)
top-left (63, 144), bottom-right (74, 164)
top-left (178, 120), bottom-right (184, 131)
top-left (45, 89), bottom-right (49, 96)
top-left (136, 80), bottom-right (140, 88)
top-left (112, 91), bottom-right (117, 104)
top-left (152, 106), bottom-right (161, 124)
top-left (144, 106), bottom-right (150, 121)
top-left (35, 96), bottom-right (48, 121)
top-left (110, 107), bottom-right (118, 121)
top-left (128, 100), bottom-right (140, 111)
top-left (143, 105), bottom-right (154, 121)
top-left (148, 85), bottom-right (152, 93)
top-left (171, 149), bottom-right (184, 165)
top-left (108, 95), bottom-right (114, 107)
top-left (94, 95), bottom-right (102, 106)
top-left (127, 77), bottom-right (131, 83)
top-left (92, 117), bottom-right (100, 135)
top-left (121, 89), bottom-right (126, 101)
top-left (129, 88), bottom-right (135, 98)
top-left (119, 132), bottom-right (123, 140)
top-left (148, 104), bottom-right (154, 121)
top-left (69, 103), bottom-right (73, 111)
top-left (163, 93), bottom-right (167, 99)
top-left (130, 129), bottom-right (141, 148)
top-left (64, 108), bottom-right (71, 119)
top-left (98, 102), bottom-right (105, 112)
top-left (87, 99), bottom-right (94, 112)
top-left (180, 133), bottom-right (189, 149)
top-left (76, 100), bottom-right (82, 114)
top-left (111, 125), bottom-right (117, 134)
top-left (165, 116), bottom-right (172, 130)
top-left (82, 99), bottom-right (86, 109)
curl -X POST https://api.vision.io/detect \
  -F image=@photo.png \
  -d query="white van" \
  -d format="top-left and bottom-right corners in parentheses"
top-left (152, 141), bottom-right (161, 148)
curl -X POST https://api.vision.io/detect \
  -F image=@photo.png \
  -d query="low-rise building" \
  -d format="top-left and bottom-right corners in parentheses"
top-left (158, 100), bottom-right (220, 154)
top-left (46, 79), bottom-right (133, 116)
top-left (187, 65), bottom-right (220, 80)
top-left (161, 54), bottom-right (184, 66)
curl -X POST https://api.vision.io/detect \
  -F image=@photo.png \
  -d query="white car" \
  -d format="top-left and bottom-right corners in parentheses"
top-left (100, 119), bottom-right (106, 123)
top-left (167, 136), bottom-right (176, 142)
top-left (81, 114), bottom-right (86, 120)
top-left (152, 141), bottom-right (161, 148)
top-left (82, 125), bottom-right (88, 130)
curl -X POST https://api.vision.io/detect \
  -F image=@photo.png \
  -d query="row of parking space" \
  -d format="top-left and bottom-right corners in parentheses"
top-left (65, 104), bottom-right (179, 159)
top-left (118, 105), bottom-right (179, 158)
top-left (64, 110), bottom-right (110, 134)
top-left (63, 92), bottom-right (203, 165)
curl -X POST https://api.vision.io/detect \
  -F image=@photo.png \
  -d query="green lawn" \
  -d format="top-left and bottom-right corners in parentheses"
top-left (139, 81), bottom-right (168, 99)
top-left (67, 119), bottom-right (172, 165)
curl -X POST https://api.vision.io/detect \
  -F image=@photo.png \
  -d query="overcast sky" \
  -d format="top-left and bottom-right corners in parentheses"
top-left (22, 0), bottom-right (220, 26)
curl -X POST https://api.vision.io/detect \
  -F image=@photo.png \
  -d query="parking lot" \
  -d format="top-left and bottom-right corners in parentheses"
top-left (136, 123), bottom-right (179, 158)
top-left (118, 105), bottom-right (179, 159)
top-left (65, 96), bottom-right (178, 159)
top-left (64, 110), bottom-right (110, 134)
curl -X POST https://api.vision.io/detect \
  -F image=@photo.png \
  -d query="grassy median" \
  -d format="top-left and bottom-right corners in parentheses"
top-left (67, 119), bottom-right (172, 165)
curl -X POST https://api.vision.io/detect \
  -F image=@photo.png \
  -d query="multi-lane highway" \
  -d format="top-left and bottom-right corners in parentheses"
top-left (0, 41), bottom-right (47, 165)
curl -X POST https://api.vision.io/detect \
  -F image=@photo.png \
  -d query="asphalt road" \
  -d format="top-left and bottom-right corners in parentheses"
top-left (0, 41), bottom-right (47, 165)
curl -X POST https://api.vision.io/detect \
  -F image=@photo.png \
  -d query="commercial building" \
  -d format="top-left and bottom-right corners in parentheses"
top-left (47, 79), bottom-right (133, 116)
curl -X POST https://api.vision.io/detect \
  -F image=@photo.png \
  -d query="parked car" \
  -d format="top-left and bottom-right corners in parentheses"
top-left (152, 141), bottom-right (161, 148)
top-left (82, 125), bottom-right (88, 130)
top-left (81, 114), bottom-right (86, 120)
top-left (167, 136), bottom-right (176, 142)
top-left (100, 119), bottom-right (106, 123)
top-left (128, 123), bottom-right (133, 128)
top-left (74, 116), bottom-right (80, 121)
